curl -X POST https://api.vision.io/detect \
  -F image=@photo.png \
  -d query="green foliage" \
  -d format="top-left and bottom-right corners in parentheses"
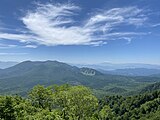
top-left (53, 84), bottom-right (98, 119)
top-left (98, 105), bottom-right (114, 120)
top-left (29, 85), bottom-right (54, 109)
top-left (0, 96), bottom-right (15, 120)
top-left (0, 84), bottom-right (160, 120)
top-left (140, 82), bottom-right (160, 93)
top-left (100, 90), bottom-right (160, 120)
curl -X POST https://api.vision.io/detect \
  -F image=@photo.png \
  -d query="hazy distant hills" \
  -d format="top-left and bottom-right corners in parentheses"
top-left (73, 62), bottom-right (160, 70)
top-left (100, 68), bottom-right (160, 76)
top-left (1, 61), bottom-right (160, 76)
top-left (150, 73), bottom-right (160, 77)
top-left (73, 63), bottom-right (160, 76)
top-left (0, 60), bottom-right (160, 95)
top-left (0, 61), bottom-right (18, 69)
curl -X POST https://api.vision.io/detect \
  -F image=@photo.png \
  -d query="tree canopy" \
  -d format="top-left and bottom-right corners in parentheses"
top-left (0, 84), bottom-right (160, 120)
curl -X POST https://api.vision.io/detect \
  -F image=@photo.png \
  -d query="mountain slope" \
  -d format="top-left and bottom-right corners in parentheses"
top-left (150, 73), bottom-right (160, 77)
top-left (0, 61), bottom-right (18, 69)
top-left (0, 61), bottom-right (159, 95)
top-left (0, 61), bottom-right (113, 94)
top-left (106, 87), bottom-right (127, 93)
top-left (140, 82), bottom-right (160, 93)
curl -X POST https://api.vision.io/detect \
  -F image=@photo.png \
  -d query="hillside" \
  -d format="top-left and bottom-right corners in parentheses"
top-left (1, 84), bottom-right (160, 120)
top-left (151, 73), bottom-right (160, 77)
top-left (140, 82), bottom-right (160, 93)
top-left (0, 61), bottom-right (106, 94)
top-left (0, 61), bottom-right (18, 69)
top-left (0, 61), bottom-right (159, 95)
top-left (106, 87), bottom-right (127, 93)
top-left (101, 90), bottom-right (160, 120)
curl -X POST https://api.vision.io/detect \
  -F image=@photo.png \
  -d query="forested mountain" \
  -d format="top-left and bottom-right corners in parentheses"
top-left (100, 90), bottom-right (160, 120)
top-left (140, 82), bottom-right (160, 93)
top-left (151, 73), bottom-right (160, 77)
top-left (0, 84), bottom-right (160, 120)
top-left (0, 61), bottom-right (160, 119)
top-left (0, 61), bottom-right (160, 96)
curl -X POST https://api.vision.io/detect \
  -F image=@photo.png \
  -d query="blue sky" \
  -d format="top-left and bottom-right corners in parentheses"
top-left (0, 0), bottom-right (160, 64)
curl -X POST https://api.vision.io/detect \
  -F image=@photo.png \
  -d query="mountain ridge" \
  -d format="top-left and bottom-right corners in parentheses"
top-left (0, 61), bottom-right (18, 69)
top-left (140, 82), bottom-right (160, 93)
top-left (100, 68), bottom-right (160, 76)
top-left (0, 60), bottom-right (159, 95)
top-left (0, 61), bottom-right (109, 94)
top-left (72, 62), bottom-right (160, 71)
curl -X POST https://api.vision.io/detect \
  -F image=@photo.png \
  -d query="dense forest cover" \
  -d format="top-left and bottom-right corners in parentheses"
top-left (0, 84), bottom-right (160, 120)
top-left (1, 61), bottom-right (160, 96)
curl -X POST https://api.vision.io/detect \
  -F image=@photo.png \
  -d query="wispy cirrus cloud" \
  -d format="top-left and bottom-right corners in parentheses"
top-left (85, 7), bottom-right (147, 28)
top-left (0, 43), bottom-right (17, 49)
top-left (0, 52), bottom-right (28, 55)
top-left (0, 42), bottom-right (37, 49)
top-left (24, 45), bottom-right (37, 48)
top-left (152, 23), bottom-right (160, 27)
top-left (0, 3), bottom-right (149, 46)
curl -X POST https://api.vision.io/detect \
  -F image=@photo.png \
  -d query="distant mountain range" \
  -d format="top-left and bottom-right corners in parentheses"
top-left (0, 61), bottom-right (18, 69)
top-left (0, 60), bottom-right (160, 95)
top-left (99, 68), bottom-right (160, 76)
top-left (150, 73), bottom-right (160, 77)
top-left (72, 63), bottom-right (160, 76)
top-left (1, 61), bottom-right (160, 76)
top-left (73, 62), bottom-right (160, 70)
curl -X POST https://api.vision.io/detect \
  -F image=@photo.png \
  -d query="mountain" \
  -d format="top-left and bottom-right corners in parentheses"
top-left (150, 73), bottom-right (160, 77)
top-left (0, 61), bottom-right (18, 69)
top-left (80, 67), bottom-right (103, 76)
top-left (0, 60), bottom-right (159, 95)
top-left (0, 60), bottom-right (121, 94)
top-left (140, 82), bottom-right (160, 93)
top-left (100, 68), bottom-right (160, 76)
top-left (106, 87), bottom-right (127, 93)
top-left (73, 62), bottom-right (160, 70)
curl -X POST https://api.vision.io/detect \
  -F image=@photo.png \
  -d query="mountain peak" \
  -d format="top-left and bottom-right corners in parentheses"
top-left (80, 67), bottom-right (103, 76)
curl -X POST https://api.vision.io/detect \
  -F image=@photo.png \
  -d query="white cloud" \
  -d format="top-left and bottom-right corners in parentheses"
top-left (24, 45), bottom-right (37, 48)
top-left (0, 3), bottom-right (148, 46)
top-left (85, 7), bottom-right (146, 28)
top-left (0, 42), bottom-right (37, 49)
top-left (0, 52), bottom-right (28, 55)
top-left (152, 23), bottom-right (160, 27)
top-left (118, 37), bottom-right (132, 44)
top-left (0, 43), bottom-right (17, 49)
top-left (0, 32), bottom-right (36, 42)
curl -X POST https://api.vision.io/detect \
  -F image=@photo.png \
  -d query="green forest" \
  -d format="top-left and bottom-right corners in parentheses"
top-left (0, 84), bottom-right (160, 120)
